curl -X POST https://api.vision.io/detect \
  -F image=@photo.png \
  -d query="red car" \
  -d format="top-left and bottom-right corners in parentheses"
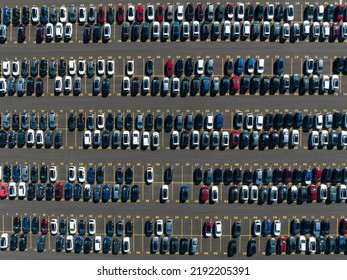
top-left (97, 6), bottom-right (105, 24)
top-left (231, 75), bottom-right (239, 92)
top-left (231, 130), bottom-right (240, 146)
top-left (333, 23), bottom-right (340, 39)
top-left (55, 183), bottom-right (63, 200)
top-left (0, 182), bottom-right (8, 198)
top-left (166, 59), bottom-right (173, 76)
top-left (136, 5), bottom-right (144, 22)
top-left (312, 167), bottom-right (321, 183)
top-left (283, 167), bottom-right (292, 183)
top-left (204, 220), bottom-right (212, 236)
top-left (156, 4), bottom-right (164, 21)
top-left (117, 5), bottom-right (125, 22)
top-left (308, 185), bottom-right (317, 201)
top-left (339, 218), bottom-right (347, 234)
top-left (41, 218), bottom-right (49, 234)
top-left (196, 4), bottom-right (204, 21)
top-left (200, 185), bottom-right (209, 202)
top-left (277, 236), bottom-right (286, 254)
top-left (335, 4), bottom-right (344, 21)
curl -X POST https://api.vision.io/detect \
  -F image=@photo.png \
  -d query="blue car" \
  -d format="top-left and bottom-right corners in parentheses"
top-left (303, 169), bottom-right (312, 184)
top-left (22, 217), bottom-right (30, 234)
top-left (40, 6), bottom-right (49, 24)
top-left (274, 58), bottom-right (284, 75)
top-left (180, 185), bottom-right (189, 202)
top-left (201, 76), bottom-right (210, 94)
top-left (102, 184), bottom-right (110, 202)
top-left (13, 165), bottom-right (20, 182)
top-left (64, 183), bottom-right (73, 201)
top-left (214, 113), bottom-right (223, 130)
top-left (75, 236), bottom-right (83, 253)
top-left (87, 167), bottom-right (95, 184)
top-left (235, 58), bottom-right (244, 75)
top-left (3, 8), bottom-right (11, 25)
top-left (172, 21), bottom-right (180, 39)
top-left (246, 58), bottom-right (254, 74)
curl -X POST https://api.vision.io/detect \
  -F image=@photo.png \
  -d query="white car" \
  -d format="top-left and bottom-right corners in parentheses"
top-left (291, 129), bottom-right (299, 146)
top-left (319, 184), bottom-right (328, 200)
top-left (146, 167), bottom-right (154, 184)
top-left (0, 78), bottom-right (7, 94)
top-left (285, 5), bottom-right (294, 21)
top-left (256, 59), bottom-right (264, 75)
top-left (211, 186), bottom-right (219, 202)
top-left (106, 60), bottom-right (114, 76)
top-left (68, 166), bottom-right (76, 182)
top-left (321, 22), bottom-right (330, 39)
top-left (88, 219), bottom-right (96, 235)
top-left (243, 21), bottom-right (250, 37)
top-left (330, 75), bottom-right (339, 91)
top-left (96, 113), bottom-right (105, 129)
top-left (122, 77), bottom-right (130, 93)
top-left (18, 182), bottom-right (26, 198)
top-left (96, 59), bottom-right (105, 76)
top-left (78, 167), bottom-right (85, 183)
top-left (253, 220), bottom-right (261, 236)
top-left (54, 77), bottom-right (62, 94)
top-left (182, 22), bottom-right (189, 38)
top-left (126, 60), bottom-right (134, 76)
top-left (307, 236), bottom-right (316, 253)
top-left (245, 113), bottom-right (254, 129)
top-left (240, 185), bottom-right (249, 201)
top-left (36, 130), bottom-right (44, 146)
top-left (297, 236), bottom-right (306, 252)
top-left (2, 60), bottom-right (10, 77)
top-left (65, 23), bottom-right (73, 39)
top-left (205, 114), bottom-right (213, 130)
top-left (78, 60), bottom-right (86, 76)
top-left (176, 5), bottom-right (184, 21)
top-left (172, 77), bottom-right (180, 95)
top-left (171, 131), bottom-right (179, 147)
top-left (214, 221), bottom-right (222, 237)
top-left (311, 131), bottom-right (319, 147)
top-left (338, 184), bottom-right (347, 200)
top-left (78, 7), bottom-right (86, 23)
top-left (142, 131), bottom-right (150, 147)
top-left (320, 130), bottom-right (329, 146)
top-left (196, 59), bottom-right (204, 75)
top-left (84, 130), bottom-right (92, 146)
top-left (272, 220), bottom-right (281, 236)
top-left (192, 130), bottom-right (200, 146)
top-left (132, 130), bottom-right (140, 146)
top-left (152, 132), bottom-right (160, 148)
top-left (59, 6), bottom-right (67, 23)
top-left (236, 3), bottom-right (244, 20)
top-left (265, 4), bottom-right (274, 20)
top-left (282, 23), bottom-right (290, 39)
top-left (339, 131), bottom-right (347, 147)
top-left (49, 166), bottom-right (57, 182)
top-left (162, 22), bottom-right (170, 39)
top-left (103, 23), bottom-right (111, 40)
top-left (146, 5), bottom-right (154, 21)
top-left (69, 218), bottom-right (77, 234)
top-left (262, 21), bottom-right (270, 38)
top-left (321, 75), bottom-right (329, 92)
top-left (8, 182), bottom-right (17, 198)
top-left (123, 237), bottom-right (130, 253)
top-left (27, 129), bottom-right (35, 145)
top-left (65, 235), bottom-right (74, 251)
top-left (142, 76), bottom-right (150, 93)
top-left (31, 6), bottom-right (40, 23)
top-left (127, 5), bottom-right (135, 22)
top-left (46, 23), bottom-right (54, 40)
top-left (314, 113), bottom-right (323, 129)
top-left (301, 20), bottom-right (310, 37)
top-left (0, 233), bottom-right (9, 250)
top-left (269, 186), bottom-right (278, 202)
top-left (192, 21), bottom-right (199, 38)
top-left (152, 21), bottom-right (160, 39)
top-left (94, 236), bottom-right (102, 252)
top-left (64, 76), bottom-right (72, 94)
top-left (281, 128), bottom-right (289, 145)
top-left (255, 114), bottom-right (263, 130)
top-left (50, 219), bottom-right (58, 235)
top-left (122, 131), bottom-right (130, 146)
top-left (249, 185), bottom-right (258, 201)
top-left (223, 20), bottom-right (231, 37)
top-left (156, 220), bottom-right (163, 235)
top-left (161, 185), bottom-right (169, 201)
top-left (68, 60), bottom-right (76, 76)
top-left (12, 60), bottom-right (20, 77)
top-left (55, 23), bottom-right (63, 39)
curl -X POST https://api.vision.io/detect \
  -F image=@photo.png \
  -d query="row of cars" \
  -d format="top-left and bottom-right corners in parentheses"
top-left (121, 74), bottom-right (339, 97)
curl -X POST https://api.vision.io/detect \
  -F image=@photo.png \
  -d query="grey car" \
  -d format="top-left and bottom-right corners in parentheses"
top-left (165, 219), bottom-right (172, 236)
top-left (3, 112), bottom-right (10, 130)
top-left (151, 236), bottom-right (159, 253)
top-left (93, 76), bottom-right (101, 94)
top-left (87, 114), bottom-right (94, 130)
top-left (190, 238), bottom-right (198, 254)
top-left (21, 113), bottom-right (29, 130)
top-left (49, 112), bottom-right (56, 129)
top-left (22, 165), bottom-right (29, 182)
top-left (49, 60), bottom-right (56, 78)
top-left (17, 78), bottom-right (26, 95)
top-left (73, 77), bottom-right (82, 95)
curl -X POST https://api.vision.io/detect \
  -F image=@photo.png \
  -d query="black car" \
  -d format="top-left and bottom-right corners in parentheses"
top-left (112, 237), bottom-right (121, 254)
top-left (121, 185), bottom-right (129, 202)
top-left (45, 183), bottom-right (54, 200)
top-left (19, 234), bottom-right (27, 251)
top-left (10, 233), bottom-right (18, 251)
top-left (232, 221), bottom-right (242, 238)
top-left (300, 218), bottom-right (311, 235)
top-left (122, 23), bottom-right (129, 41)
top-left (74, 183), bottom-right (82, 201)
top-left (180, 238), bottom-right (189, 254)
top-left (93, 23), bottom-right (101, 42)
top-left (223, 168), bottom-right (233, 185)
top-left (39, 59), bottom-right (47, 77)
top-left (131, 185), bottom-right (139, 202)
top-left (84, 237), bottom-right (92, 254)
top-left (18, 24), bottom-right (26, 43)
top-left (22, 7), bottom-right (29, 24)
top-left (125, 221), bottom-right (133, 237)
top-left (144, 220), bottom-right (153, 236)
top-left (56, 236), bottom-right (64, 252)
top-left (228, 240), bottom-right (237, 256)
top-left (131, 22), bottom-right (140, 41)
top-left (247, 239), bottom-right (256, 256)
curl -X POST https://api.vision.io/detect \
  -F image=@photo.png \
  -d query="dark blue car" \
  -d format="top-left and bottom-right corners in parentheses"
top-left (40, 6), bottom-right (49, 24)
top-left (180, 185), bottom-right (189, 202)
top-left (214, 113), bottom-right (223, 130)
top-left (75, 236), bottom-right (83, 253)
top-left (3, 8), bottom-right (11, 25)
top-left (64, 183), bottom-right (73, 200)
top-left (235, 58), bottom-right (244, 75)
top-left (87, 167), bottom-right (95, 184)
top-left (274, 58), bottom-right (284, 75)
top-left (172, 21), bottom-right (180, 39)
top-left (13, 165), bottom-right (20, 182)
top-left (102, 184), bottom-right (110, 202)
top-left (22, 217), bottom-right (30, 234)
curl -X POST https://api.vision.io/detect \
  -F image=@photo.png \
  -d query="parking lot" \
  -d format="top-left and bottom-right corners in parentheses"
top-left (1, 0), bottom-right (347, 260)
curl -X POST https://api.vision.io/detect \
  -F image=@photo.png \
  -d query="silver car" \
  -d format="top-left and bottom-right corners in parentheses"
top-left (17, 78), bottom-right (26, 95)
top-left (190, 238), bottom-right (198, 254)
top-left (49, 112), bottom-right (56, 129)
